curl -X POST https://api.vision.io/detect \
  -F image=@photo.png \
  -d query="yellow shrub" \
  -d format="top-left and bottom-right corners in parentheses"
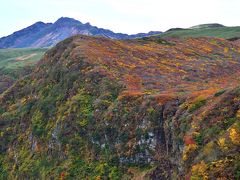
top-left (191, 161), bottom-right (208, 180)
top-left (183, 144), bottom-right (198, 161)
top-left (95, 176), bottom-right (101, 180)
top-left (224, 47), bottom-right (229, 54)
top-left (217, 137), bottom-right (228, 150)
top-left (236, 109), bottom-right (240, 119)
top-left (21, 97), bottom-right (28, 105)
top-left (229, 127), bottom-right (240, 145)
top-left (203, 141), bottom-right (215, 156)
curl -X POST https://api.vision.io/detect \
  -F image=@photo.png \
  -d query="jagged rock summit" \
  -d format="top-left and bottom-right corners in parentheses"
top-left (0, 17), bottom-right (161, 48)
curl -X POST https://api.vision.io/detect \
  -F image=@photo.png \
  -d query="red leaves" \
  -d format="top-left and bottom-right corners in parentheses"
top-left (60, 172), bottom-right (66, 180)
top-left (184, 135), bottom-right (196, 145)
top-left (80, 36), bottom-right (240, 96)
top-left (124, 75), bottom-right (143, 91)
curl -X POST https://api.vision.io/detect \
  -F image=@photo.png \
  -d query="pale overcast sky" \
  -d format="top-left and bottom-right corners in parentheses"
top-left (0, 0), bottom-right (239, 37)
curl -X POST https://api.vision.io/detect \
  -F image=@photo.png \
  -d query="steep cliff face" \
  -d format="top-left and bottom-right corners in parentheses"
top-left (0, 36), bottom-right (240, 179)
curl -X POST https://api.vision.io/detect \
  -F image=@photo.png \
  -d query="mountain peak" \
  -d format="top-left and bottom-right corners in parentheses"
top-left (28, 21), bottom-right (51, 29)
top-left (0, 17), bottom-right (162, 48)
top-left (54, 17), bottom-right (82, 25)
top-left (33, 21), bottom-right (45, 25)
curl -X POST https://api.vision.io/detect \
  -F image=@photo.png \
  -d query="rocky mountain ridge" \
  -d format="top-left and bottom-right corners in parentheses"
top-left (0, 17), bottom-right (162, 48)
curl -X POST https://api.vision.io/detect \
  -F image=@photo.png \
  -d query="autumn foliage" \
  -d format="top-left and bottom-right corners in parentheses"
top-left (1, 35), bottom-right (240, 179)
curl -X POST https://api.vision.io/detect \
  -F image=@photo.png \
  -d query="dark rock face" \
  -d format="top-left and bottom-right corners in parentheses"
top-left (0, 17), bottom-right (161, 48)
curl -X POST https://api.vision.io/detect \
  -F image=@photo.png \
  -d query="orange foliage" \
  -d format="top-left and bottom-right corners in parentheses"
top-left (154, 93), bottom-right (176, 104)
top-left (118, 90), bottom-right (145, 100)
top-left (124, 74), bottom-right (143, 91)
top-left (189, 88), bottom-right (219, 99)
top-left (35, 142), bottom-right (42, 152)
top-left (73, 36), bottom-right (240, 97)
top-left (184, 135), bottom-right (196, 145)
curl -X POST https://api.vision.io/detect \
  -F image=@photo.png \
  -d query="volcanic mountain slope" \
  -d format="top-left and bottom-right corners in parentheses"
top-left (0, 35), bottom-right (240, 179)
top-left (0, 17), bottom-right (161, 48)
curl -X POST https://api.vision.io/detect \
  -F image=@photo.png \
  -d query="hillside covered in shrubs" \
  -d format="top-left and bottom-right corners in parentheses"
top-left (0, 35), bottom-right (240, 179)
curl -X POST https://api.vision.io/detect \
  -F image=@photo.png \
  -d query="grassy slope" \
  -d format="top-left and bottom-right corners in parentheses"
top-left (0, 48), bottom-right (47, 93)
top-left (0, 48), bottom-right (47, 72)
top-left (160, 26), bottom-right (240, 39)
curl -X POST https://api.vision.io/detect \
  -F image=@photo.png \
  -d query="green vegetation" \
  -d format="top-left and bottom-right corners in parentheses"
top-left (0, 48), bottom-right (47, 93)
top-left (214, 89), bottom-right (226, 97)
top-left (0, 48), bottom-right (47, 74)
top-left (193, 133), bottom-right (204, 146)
top-left (160, 26), bottom-right (240, 39)
top-left (190, 24), bottom-right (225, 29)
top-left (188, 97), bottom-right (207, 113)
